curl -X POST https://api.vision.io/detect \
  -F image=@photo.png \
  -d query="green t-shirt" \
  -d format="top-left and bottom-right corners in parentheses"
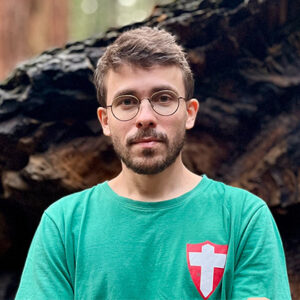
top-left (16, 175), bottom-right (291, 299)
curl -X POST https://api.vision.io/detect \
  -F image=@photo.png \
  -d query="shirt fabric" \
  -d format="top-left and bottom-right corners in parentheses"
top-left (16, 175), bottom-right (291, 299)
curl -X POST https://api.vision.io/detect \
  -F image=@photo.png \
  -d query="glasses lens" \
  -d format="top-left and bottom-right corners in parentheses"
top-left (112, 95), bottom-right (139, 120)
top-left (150, 90), bottom-right (179, 116)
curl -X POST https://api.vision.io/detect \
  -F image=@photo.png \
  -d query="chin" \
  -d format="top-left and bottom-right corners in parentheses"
top-left (129, 165), bottom-right (168, 175)
top-left (123, 156), bottom-right (176, 175)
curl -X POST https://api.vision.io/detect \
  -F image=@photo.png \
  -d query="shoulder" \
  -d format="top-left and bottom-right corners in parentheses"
top-left (203, 176), bottom-right (267, 215)
top-left (203, 177), bottom-right (278, 246)
top-left (44, 181), bottom-right (107, 224)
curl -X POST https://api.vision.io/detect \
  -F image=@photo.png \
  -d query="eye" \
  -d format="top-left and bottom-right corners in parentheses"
top-left (152, 91), bottom-right (177, 105)
top-left (159, 94), bottom-right (171, 103)
top-left (114, 96), bottom-right (139, 108)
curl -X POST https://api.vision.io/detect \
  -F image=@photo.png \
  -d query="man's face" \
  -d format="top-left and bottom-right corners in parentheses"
top-left (97, 64), bottom-right (198, 175)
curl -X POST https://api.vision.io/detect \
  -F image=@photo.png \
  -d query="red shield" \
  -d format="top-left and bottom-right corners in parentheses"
top-left (186, 241), bottom-right (228, 299)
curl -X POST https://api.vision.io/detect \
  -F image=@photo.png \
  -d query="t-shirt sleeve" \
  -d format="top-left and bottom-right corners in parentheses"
top-left (15, 212), bottom-right (73, 299)
top-left (231, 204), bottom-right (291, 300)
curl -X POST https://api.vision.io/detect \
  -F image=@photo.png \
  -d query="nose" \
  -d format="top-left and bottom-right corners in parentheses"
top-left (135, 98), bottom-right (157, 129)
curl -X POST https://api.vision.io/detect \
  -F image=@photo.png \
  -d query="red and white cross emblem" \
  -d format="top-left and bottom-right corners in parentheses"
top-left (187, 241), bottom-right (228, 299)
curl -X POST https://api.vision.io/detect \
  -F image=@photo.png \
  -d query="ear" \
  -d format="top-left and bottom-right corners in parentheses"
top-left (185, 99), bottom-right (199, 130)
top-left (97, 107), bottom-right (111, 136)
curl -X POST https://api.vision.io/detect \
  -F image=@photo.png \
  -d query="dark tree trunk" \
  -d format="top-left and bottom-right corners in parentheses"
top-left (0, 0), bottom-right (299, 298)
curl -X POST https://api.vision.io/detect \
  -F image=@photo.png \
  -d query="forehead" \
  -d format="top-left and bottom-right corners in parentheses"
top-left (105, 64), bottom-right (185, 105)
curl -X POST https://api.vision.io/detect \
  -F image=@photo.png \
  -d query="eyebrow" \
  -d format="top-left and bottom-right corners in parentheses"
top-left (113, 85), bottom-right (179, 99)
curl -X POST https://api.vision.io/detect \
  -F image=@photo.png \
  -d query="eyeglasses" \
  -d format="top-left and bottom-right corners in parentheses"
top-left (106, 90), bottom-right (186, 121)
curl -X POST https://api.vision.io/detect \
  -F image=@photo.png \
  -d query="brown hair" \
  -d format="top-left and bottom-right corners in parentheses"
top-left (94, 26), bottom-right (194, 107)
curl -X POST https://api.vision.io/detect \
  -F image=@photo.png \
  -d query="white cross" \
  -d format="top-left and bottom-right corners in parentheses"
top-left (189, 244), bottom-right (226, 297)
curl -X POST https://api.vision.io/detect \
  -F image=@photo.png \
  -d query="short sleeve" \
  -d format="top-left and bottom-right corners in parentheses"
top-left (15, 212), bottom-right (73, 299)
top-left (231, 205), bottom-right (291, 300)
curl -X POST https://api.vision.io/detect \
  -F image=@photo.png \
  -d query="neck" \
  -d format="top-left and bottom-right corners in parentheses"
top-left (109, 156), bottom-right (202, 202)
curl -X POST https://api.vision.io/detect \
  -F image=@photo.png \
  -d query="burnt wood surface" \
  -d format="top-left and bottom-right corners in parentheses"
top-left (0, 0), bottom-right (299, 298)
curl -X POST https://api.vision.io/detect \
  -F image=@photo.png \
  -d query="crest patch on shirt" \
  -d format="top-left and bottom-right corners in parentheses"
top-left (186, 241), bottom-right (228, 299)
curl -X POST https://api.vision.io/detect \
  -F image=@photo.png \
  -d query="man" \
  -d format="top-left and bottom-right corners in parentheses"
top-left (16, 27), bottom-right (291, 299)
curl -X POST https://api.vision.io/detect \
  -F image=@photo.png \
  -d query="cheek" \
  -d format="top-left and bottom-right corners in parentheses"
top-left (164, 121), bottom-right (186, 139)
top-left (109, 121), bottom-right (132, 142)
top-left (167, 113), bottom-right (187, 132)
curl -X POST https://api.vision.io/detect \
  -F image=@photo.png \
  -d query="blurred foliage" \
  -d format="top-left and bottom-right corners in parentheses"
top-left (69, 0), bottom-right (175, 41)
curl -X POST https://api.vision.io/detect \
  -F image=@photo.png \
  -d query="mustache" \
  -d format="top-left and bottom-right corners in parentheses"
top-left (126, 128), bottom-right (168, 146)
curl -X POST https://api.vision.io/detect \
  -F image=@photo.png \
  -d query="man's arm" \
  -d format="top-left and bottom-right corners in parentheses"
top-left (15, 212), bottom-right (73, 299)
top-left (231, 204), bottom-right (291, 300)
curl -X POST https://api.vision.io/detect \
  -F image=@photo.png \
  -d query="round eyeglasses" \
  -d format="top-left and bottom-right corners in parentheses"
top-left (106, 90), bottom-right (186, 121)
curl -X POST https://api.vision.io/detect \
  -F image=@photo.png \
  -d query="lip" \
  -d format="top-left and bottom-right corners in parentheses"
top-left (131, 137), bottom-right (162, 147)
top-left (132, 138), bottom-right (161, 144)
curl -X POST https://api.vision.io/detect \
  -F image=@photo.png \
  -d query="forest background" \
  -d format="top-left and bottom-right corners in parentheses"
top-left (0, 0), bottom-right (173, 81)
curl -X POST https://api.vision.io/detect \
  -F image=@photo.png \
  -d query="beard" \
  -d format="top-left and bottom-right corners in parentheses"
top-left (111, 127), bottom-right (185, 175)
